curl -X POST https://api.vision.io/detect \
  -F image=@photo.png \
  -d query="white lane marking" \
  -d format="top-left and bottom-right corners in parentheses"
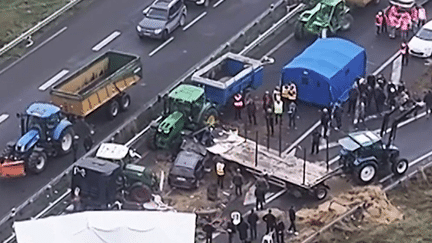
top-left (213, 0), bottom-right (225, 8)
top-left (91, 31), bottom-right (121, 52)
top-left (0, 114), bottom-right (9, 124)
top-left (0, 27), bottom-right (68, 76)
top-left (38, 69), bottom-right (69, 91)
top-left (283, 121), bottom-right (320, 156)
top-left (373, 51), bottom-right (400, 75)
top-left (265, 33), bottom-right (294, 57)
top-left (183, 11), bottom-right (207, 31)
top-left (329, 155), bottom-right (340, 166)
top-left (149, 37), bottom-right (174, 57)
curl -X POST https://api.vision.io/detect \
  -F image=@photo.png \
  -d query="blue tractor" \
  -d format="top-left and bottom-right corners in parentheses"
top-left (0, 103), bottom-right (75, 177)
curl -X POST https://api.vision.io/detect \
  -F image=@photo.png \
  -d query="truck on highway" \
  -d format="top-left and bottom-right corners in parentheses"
top-left (0, 103), bottom-right (75, 177)
top-left (50, 51), bottom-right (142, 120)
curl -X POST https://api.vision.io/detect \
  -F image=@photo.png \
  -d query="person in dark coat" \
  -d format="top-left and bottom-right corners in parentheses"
top-left (332, 103), bottom-right (342, 130)
top-left (262, 91), bottom-right (273, 111)
top-left (247, 209), bottom-right (259, 240)
top-left (237, 218), bottom-right (249, 243)
top-left (263, 209), bottom-right (276, 234)
top-left (311, 130), bottom-right (321, 155)
top-left (232, 168), bottom-right (244, 196)
top-left (375, 87), bottom-right (386, 114)
top-left (265, 108), bottom-right (274, 136)
top-left (255, 187), bottom-right (265, 211)
top-left (226, 219), bottom-right (237, 243)
top-left (246, 96), bottom-right (257, 125)
top-left (424, 90), bottom-right (432, 119)
top-left (376, 74), bottom-right (387, 90)
top-left (203, 221), bottom-right (216, 243)
top-left (72, 135), bottom-right (79, 162)
top-left (320, 108), bottom-right (330, 138)
top-left (276, 220), bottom-right (285, 243)
top-left (83, 134), bottom-right (94, 152)
top-left (288, 206), bottom-right (298, 235)
top-left (287, 101), bottom-right (297, 129)
top-left (347, 87), bottom-right (358, 115)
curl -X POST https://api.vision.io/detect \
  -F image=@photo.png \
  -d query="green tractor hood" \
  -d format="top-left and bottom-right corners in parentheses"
top-left (155, 111), bottom-right (185, 149)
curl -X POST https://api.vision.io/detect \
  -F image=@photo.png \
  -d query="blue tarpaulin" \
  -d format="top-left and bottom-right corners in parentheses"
top-left (281, 38), bottom-right (366, 106)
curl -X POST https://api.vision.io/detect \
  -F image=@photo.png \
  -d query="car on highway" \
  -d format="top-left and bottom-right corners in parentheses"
top-left (408, 20), bottom-right (432, 58)
top-left (136, 0), bottom-right (187, 40)
top-left (186, 0), bottom-right (212, 7)
top-left (168, 149), bottom-right (206, 189)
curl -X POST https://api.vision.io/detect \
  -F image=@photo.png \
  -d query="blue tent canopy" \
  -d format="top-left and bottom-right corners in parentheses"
top-left (281, 38), bottom-right (366, 106)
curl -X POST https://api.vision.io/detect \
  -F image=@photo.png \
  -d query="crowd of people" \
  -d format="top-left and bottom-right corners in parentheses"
top-left (375, 3), bottom-right (427, 40)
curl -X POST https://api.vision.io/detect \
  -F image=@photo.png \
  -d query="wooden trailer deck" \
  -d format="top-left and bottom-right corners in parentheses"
top-left (207, 130), bottom-right (331, 188)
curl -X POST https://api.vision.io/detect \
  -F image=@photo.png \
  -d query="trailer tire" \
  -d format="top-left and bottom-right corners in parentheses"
top-left (58, 127), bottom-right (74, 155)
top-left (119, 94), bottom-right (131, 111)
top-left (356, 161), bottom-right (377, 184)
top-left (107, 100), bottom-right (120, 120)
top-left (392, 158), bottom-right (409, 176)
top-left (201, 108), bottom-right (218, 128)
top-left (162, 30), bottom-right (169, 41)
top-left (340, 14), bottom-right (354, 31)
top-left (313, 185), bottom-right (328, 200)
top-left (27, 151), bottom-right (47, 174)
top-left (129, 182), bottom-right (152, 203)
top-left (294, 21), bottom-right (306, 40)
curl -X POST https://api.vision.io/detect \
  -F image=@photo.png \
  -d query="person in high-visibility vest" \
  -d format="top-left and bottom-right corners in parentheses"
top-left (281, 84), bottom-right (290, 111)
top-left (233, 93), bottom-right (244, 121)
top-left (400, 42), bottom-right (409, 66)
top-left (375, 11), bottom-right (384, 35)
top-left (215, 160), bottom-right (226, 189)
top-left (287, 83), bottom-right (297, 103)
top-left (273, 97), bottom-right (283, 125)
top-left (418, 5), bottom-right (427, 27)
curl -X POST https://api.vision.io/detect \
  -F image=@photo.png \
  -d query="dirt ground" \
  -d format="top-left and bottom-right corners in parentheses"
top-left (304, 166), bottom-right (432, 243)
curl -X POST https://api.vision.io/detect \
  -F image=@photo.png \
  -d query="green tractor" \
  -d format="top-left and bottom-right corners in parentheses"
top-left (294, 0), bottom-right (353, 40)
top-left (147, 84), bottom-right (218, 150)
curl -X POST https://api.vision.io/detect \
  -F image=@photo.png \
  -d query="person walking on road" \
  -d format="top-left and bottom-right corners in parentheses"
top-left (375, 11), bottom-right (384, 35)
top-left (411, 5), bottom-right (419, 32)
top-left (320, 108), bottom-right (330, 138)
top-left (424, 90), bottom-right (432, 119)
top-left (273, 97), bottom-right (284, 125)
top-left (237, 217), bottom-right (249, 243)
top-left (225, 219), bottom-right (237, 243)
top-left (418, 5), bottom-right (427, 27)
top-left (288, 206), bottom-right (299, 236)
top-left (375, 86), bottom-right (386, 114)
top-left (72, 135), bottom-right (79, 162)
top-left (233, 93), bottom-right (245, 121)
top-left (332, 103), bottom-right (342, 131)
top-left (203, 220), bottom-right (216, 243)
top-left (232, 168), bottom-right (244, 196)
top-left (265, 108), bottom-right (274, 136)
top-left (263, 91), bottom-right (273, 111)
top-left (311, 130), bottom-right (321, 155)
top-left (248, 209), bottom-right (259, 240)
top-left (255, 175), bottom-right (269, 211)
top-left (263, 209), bottom-right (276, 234)
top-left (400, 42), bottom-right (409, 66)
top-left (215, 159), bottom-right (226, 189)
top-left (400, 12), bottom-right (411, 42)
top-left (287, 101), bottom-right (297, 129)
top-left (246, 96), bottom-right (257, 125)
top-left (276, 219), bottom-right (285, 243)
top-left (347, 86), bottom-right (358, 116)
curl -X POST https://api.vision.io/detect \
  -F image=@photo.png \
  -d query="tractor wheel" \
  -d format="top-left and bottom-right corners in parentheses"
top-left (340, 14), bottom-right (354, 31)
top-left (356, 161), bottom-right (377, 184)
top-left (107, 100), bottom-right (120, 120)
top-left (201, 108), bottom-right (219, 128)
top-left (27, 151), bottom-right (48, 174)
top-left (294, 21), bottom-right (306, 40)
top-left (313, 185), bottom-right (328, 200)
top-left (129, 182), bottom-right (152, 203)
top-left (147, 127), bottom-right (157, 150)
top-left (162, 30), bottom-right (169, 41)
top-left (392, 158), bottom-right (409, 176)
top-left (58, 127), bottom-right (74, 155)
top-left (1, 144), bottom-right (14, 158)
top-left (119, 94), bottom-right (131, 111)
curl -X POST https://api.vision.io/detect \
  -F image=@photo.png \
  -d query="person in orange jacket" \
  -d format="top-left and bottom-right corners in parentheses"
top-left (400, 12), bottom-right (412, 41)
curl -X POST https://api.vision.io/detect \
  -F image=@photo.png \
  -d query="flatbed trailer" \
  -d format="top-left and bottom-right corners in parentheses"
top-left (207, 130), bottom-right (341, 200)
top-left (50, 51), bottom-right (142, 119)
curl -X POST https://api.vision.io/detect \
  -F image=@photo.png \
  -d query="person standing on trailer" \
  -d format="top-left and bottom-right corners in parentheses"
top-left (233, 93), bottom-right (245, 121)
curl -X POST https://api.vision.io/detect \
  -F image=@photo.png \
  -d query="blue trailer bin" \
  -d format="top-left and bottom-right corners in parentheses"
top-left (191, 53), bottom-right (265, 107)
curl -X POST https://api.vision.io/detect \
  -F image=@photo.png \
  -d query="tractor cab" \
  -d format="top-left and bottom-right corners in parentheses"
top-left (71, 158), bottom-right (122, 210)
top-left (96, 143), bottom-right (142, 167)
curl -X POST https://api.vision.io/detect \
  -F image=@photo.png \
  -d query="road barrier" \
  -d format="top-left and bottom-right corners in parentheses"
top-left (0, 0), bottom-right (82, 58)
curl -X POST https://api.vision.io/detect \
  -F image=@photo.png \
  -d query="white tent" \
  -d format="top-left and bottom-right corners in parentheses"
top-left (14, 211), bottom-right (196, 243)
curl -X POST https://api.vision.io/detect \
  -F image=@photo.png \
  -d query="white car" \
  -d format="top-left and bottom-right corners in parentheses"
top-left (408, 20), bottom-right (432, 58)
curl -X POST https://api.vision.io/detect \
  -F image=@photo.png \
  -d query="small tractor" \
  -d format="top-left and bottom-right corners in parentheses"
top-left (295, 0), bottom-right (353, 40)
top-left (71, 143), bottom-right (159, 210)
top-left (147, 84), bottom-right (218, 150)
top-left (338, 104), bottom-right (421, 184)
top-left (0, 103), bottom-right (75, 177)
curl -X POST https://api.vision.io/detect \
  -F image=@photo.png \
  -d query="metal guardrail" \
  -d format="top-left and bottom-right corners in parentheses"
top-left (0, 0), bottom-right (82, 58)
